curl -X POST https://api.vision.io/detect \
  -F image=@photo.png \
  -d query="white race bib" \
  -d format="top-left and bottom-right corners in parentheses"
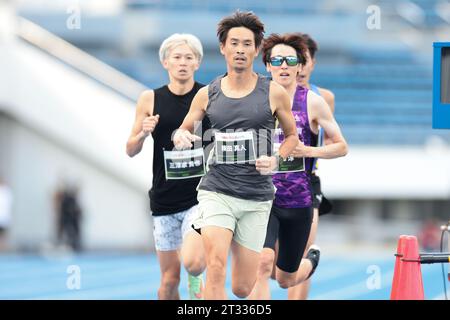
top-left (214, 131), bottom-right (256, 164)
top-left (164, 148), bottom-right (206, 180)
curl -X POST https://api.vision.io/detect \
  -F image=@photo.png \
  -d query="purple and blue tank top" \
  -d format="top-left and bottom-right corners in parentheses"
top-left (272, 85), bottom-right (315, 208)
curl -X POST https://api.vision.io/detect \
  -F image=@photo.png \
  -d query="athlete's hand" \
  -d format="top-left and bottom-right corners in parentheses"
top-left (255, 155), bottom-right (278, 175)
top-left (291, 140), bottom-right (309, 158)
top-left (173, 129), bottom-right (202, 150)
top-left (142, 114), bottom-right (160, 136)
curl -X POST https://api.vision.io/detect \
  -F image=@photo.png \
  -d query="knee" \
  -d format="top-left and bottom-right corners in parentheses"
top-left (207, 259), bottom-right (227, 282)
top-left (270, 267), bottom-right (277, 280)
top-left (258, 252), bottom-right (275, 277)
top-left (184, 255), bottom-right (206, 276)
top-left (232, 282), bottom-right (254, 298)
top-left (277, 274), bottom-right (296, 289)
top-left (160, 273), bottom-right (180, 291)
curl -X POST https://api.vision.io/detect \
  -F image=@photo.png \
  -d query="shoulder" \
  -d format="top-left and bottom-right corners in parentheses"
top-left (318, 87), bottom-right (335, 104)
top-left (192, 86), bottom-right (210, 111)
top-left (136, 90), bottom-right (154, 113)
top-left (269, 80), bottom-right (287, 98)
top-left (307, 89), bottom-right (327, 108)
top-left (197, 85), bottom-right (209, 97)
top-left (206, 75), bottom-right (224, 94)
top-left (195, 86), bottom-right (210, 105)
top-left (138, 89), bottom-right (154, 102)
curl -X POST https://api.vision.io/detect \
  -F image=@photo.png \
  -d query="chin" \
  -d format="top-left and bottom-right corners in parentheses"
top-left (278, 77), bottom-right (292, 84)
top-left (233, 66), bottom-right (246, 73)
top-left (175, 75), bottom-right (191, 81)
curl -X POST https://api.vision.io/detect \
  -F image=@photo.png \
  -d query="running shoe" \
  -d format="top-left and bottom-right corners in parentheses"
top-left (305, 245), bottom-right (321, 280)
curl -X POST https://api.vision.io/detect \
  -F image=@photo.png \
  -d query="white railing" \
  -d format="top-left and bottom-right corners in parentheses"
top-left (15, 17), bottom-right (148, 102)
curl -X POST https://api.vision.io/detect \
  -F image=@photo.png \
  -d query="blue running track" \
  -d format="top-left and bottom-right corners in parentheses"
top-left (0, 252), bottom-right (447, 300)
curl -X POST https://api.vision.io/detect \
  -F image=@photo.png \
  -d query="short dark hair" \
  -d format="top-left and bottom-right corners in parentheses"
top-left (262, 33), bottom-right (308, 66)
top-left (217, 10), bottom-right (265, 48)
top-left (298, 33), bottom-right (318, 59)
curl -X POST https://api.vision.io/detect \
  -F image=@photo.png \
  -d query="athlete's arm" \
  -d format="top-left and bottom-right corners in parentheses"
top-left (173, 86), bottom-right (208, 149)
top-left (293, 91), bottom-right (347, 159)
top-left (126, 90), bottom-right (159, 157)
top-left (318, 87), bottom-right (335, 114)
top-left (270, 81), bottom-right (299, 159)
top-left (256, 82), bottom-right (299, 175)
top-left (318, 87), bottom-right (335, 145)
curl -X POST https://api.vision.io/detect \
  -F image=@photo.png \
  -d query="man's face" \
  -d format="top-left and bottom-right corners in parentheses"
top-left (163, 44), bottom-right (200, 81)
top-left (220, 27), bottom-right (259, 72)
top-left (266, 44), bottom-right (302, 88)
top-left (296, 49), bottom-right (315, 87)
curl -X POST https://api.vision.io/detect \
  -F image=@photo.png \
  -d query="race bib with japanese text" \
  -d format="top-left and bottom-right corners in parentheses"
top-left (214, 131), bottom-right (256, 164)
top-left (164, 148), bottom-right (206, 180)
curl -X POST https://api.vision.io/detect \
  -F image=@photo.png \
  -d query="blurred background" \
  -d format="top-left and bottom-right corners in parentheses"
top-left (0, 0), bottom-right (449, 299)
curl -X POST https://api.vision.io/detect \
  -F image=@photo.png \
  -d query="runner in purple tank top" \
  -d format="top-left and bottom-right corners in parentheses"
top-left (249, 33), bottom-right (348, 300)
top-left (272, 85), bottom-right (313, 208)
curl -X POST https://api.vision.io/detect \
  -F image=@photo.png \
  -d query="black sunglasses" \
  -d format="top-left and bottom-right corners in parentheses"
top-left (269, 55), bottom-right (299, 66)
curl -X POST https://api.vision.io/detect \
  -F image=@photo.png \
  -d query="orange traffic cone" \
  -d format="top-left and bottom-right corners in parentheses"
top-left (390, 235), bottom-right (424, 300)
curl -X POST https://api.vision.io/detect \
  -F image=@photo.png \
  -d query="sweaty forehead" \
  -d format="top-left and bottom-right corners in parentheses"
top-left (227, 27), bottom-right (255, 42)
top-left (271, 44), bottom-right (296, 57)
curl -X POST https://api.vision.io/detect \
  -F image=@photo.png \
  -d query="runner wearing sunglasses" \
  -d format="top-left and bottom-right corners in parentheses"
top-left (248, 33), bottom-right (348, 299)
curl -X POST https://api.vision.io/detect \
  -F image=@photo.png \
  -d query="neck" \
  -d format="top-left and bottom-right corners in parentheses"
top-left (225, 68), bottom-right (257, 89)
top-left (304, 80), bottom-right (311, 89)
top-left (283, 81), bottom-right (298, 100)
top-left (167, 78), bottom-right (195, 95)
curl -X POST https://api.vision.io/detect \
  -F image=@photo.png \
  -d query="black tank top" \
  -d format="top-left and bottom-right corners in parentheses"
top-left (149, 82), bottom-right (209, 215)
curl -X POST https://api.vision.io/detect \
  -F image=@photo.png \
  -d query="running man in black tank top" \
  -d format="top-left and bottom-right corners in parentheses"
top-left (173, 11), bottom-right (299, 300)
top-left (126, 34), bottom-right (208, 300)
